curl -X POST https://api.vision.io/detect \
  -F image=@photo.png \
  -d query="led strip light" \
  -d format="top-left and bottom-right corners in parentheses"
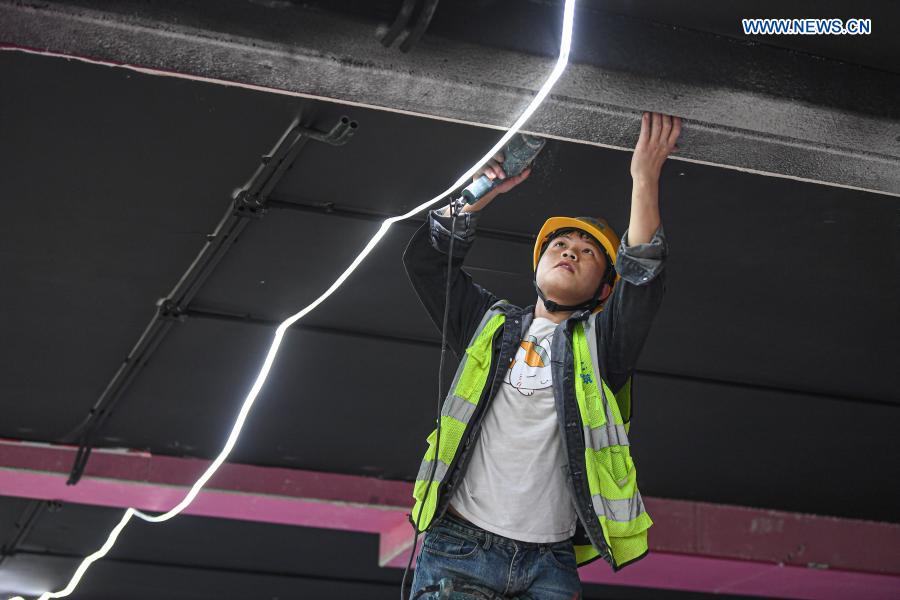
top-left (9, 2), bottom-right (576, 597)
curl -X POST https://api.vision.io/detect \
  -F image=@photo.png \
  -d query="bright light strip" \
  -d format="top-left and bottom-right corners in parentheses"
top-left (8, 509), bottom-right (136, 600)
top-left (8, 2), bottom-right (576, 598)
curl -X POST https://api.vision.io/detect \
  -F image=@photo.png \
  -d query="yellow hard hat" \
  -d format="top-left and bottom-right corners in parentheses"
top-left (533, 216), bottom-right (620, 306)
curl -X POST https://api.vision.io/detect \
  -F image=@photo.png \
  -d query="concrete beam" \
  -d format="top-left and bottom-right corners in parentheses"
top-left (0, 0), bottom-right (898, 196)
top-left (1, 440), bottom-right (899, 599)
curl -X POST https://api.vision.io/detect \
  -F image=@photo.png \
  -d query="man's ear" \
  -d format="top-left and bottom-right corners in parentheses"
top-left (598, 283), bottom-right (612, 302)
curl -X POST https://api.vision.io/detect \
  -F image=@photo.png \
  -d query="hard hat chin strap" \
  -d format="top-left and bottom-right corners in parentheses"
top-left (533, 278), bottom-right (605, 313)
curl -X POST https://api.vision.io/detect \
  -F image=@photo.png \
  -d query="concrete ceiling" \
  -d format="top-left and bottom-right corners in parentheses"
top-left (1, 1), bottom-right (899, 598)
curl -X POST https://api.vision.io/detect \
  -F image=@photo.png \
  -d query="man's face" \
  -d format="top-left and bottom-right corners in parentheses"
top-left (535, 230), bottom-right (608, 307)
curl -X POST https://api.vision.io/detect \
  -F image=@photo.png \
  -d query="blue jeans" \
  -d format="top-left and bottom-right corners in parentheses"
top-left (411, 512), bottom-right (582, 600)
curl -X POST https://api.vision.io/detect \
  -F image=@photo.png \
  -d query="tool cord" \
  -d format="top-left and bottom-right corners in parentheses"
top-left (401, 198), bottom-right (460, 600)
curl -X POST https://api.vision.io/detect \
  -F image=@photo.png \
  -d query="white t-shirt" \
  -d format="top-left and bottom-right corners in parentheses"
top-left (449, 317), bottom-right (577, 543)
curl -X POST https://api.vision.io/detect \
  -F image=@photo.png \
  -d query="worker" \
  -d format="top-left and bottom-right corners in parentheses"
top-left (403, 112), bottom-right (681, 599)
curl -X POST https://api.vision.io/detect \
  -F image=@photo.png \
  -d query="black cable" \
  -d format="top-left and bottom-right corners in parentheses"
top-left (400, 198), bottom-right (460, 600)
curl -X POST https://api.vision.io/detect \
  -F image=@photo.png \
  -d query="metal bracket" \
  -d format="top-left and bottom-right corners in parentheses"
top-left (297, 115), bottom-right (358, 146)
top-left (232, 189), bottom-right (269, 219)
top-left (230, 115), bottom-right (357, 219)
top-left (157, 298), bottom-right (187, 322)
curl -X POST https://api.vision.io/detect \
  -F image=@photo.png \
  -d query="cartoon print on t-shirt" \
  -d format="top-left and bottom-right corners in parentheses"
top-left (504, 332), bottom-right (553, 396)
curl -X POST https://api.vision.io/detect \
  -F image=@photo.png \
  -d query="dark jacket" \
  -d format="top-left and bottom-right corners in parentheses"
top-left (403, 208), bottom-right (667, 568)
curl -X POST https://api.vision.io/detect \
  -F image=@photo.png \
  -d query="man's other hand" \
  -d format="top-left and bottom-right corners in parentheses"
top-left (477, 151), bottom-right (532, 197)
top-left (454, 151), bottom-right (532, 214)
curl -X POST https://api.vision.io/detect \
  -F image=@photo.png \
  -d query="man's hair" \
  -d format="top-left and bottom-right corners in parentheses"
top-left (539, 227), bottom-right (616, 286)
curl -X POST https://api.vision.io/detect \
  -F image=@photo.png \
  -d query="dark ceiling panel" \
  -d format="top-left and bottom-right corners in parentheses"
top-left (638, 165), bottom-right (900, 404)
top-left (0, 50), bottom-right (310, 440)
top-left (89, 316), bottom-right (450, 476)
top-left (0, 498), bottom-right (33, 539)
top-left (190, 210), bottom-right (534, 341)
top-left (631, 375), bottom-right (900, 523)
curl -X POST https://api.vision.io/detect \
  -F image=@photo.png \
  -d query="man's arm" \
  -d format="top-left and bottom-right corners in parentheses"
top-left (402, 154), bottom-right (532, 357)
top-left (403, 210), bottom-right (498, 358)
top-left (628, 112), bottom-right (681, 244)
top-left (596, 229), bottom-right (667, 399)
top-left (597, 112), bottom-right (680, 413)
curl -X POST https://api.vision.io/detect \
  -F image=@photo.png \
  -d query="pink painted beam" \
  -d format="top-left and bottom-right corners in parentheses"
top-left (577, 552), bottom-right (900, 600)
top-left (379, 519), bottom-right (422, 568)
top-left (1, 439), bottom-right (899, 599)
top-left (643, 497), bottom-right (900, 575)
top-left (0, 438), bottom-right (410, 507)
top-left (0, 438), bottom-right (410, 552)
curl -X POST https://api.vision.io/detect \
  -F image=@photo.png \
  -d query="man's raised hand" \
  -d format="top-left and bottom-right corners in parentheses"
top-left (630, 112), bottom-right (681, 183)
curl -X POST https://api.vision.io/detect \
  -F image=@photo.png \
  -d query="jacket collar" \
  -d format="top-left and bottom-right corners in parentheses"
top-left (521, 304), bottom-right (591, 336)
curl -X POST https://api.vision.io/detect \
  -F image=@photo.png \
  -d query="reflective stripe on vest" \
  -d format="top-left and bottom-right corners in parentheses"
top-left (411, 302), bottom-right (508, 531)
top-left (582, 316), bottom-right (632, 432)
top-left (575, 319), bottom-right (652, 568)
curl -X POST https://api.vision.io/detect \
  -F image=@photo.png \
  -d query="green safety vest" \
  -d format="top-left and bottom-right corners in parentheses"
top-left (412, 302), bottom-right (652, 569)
